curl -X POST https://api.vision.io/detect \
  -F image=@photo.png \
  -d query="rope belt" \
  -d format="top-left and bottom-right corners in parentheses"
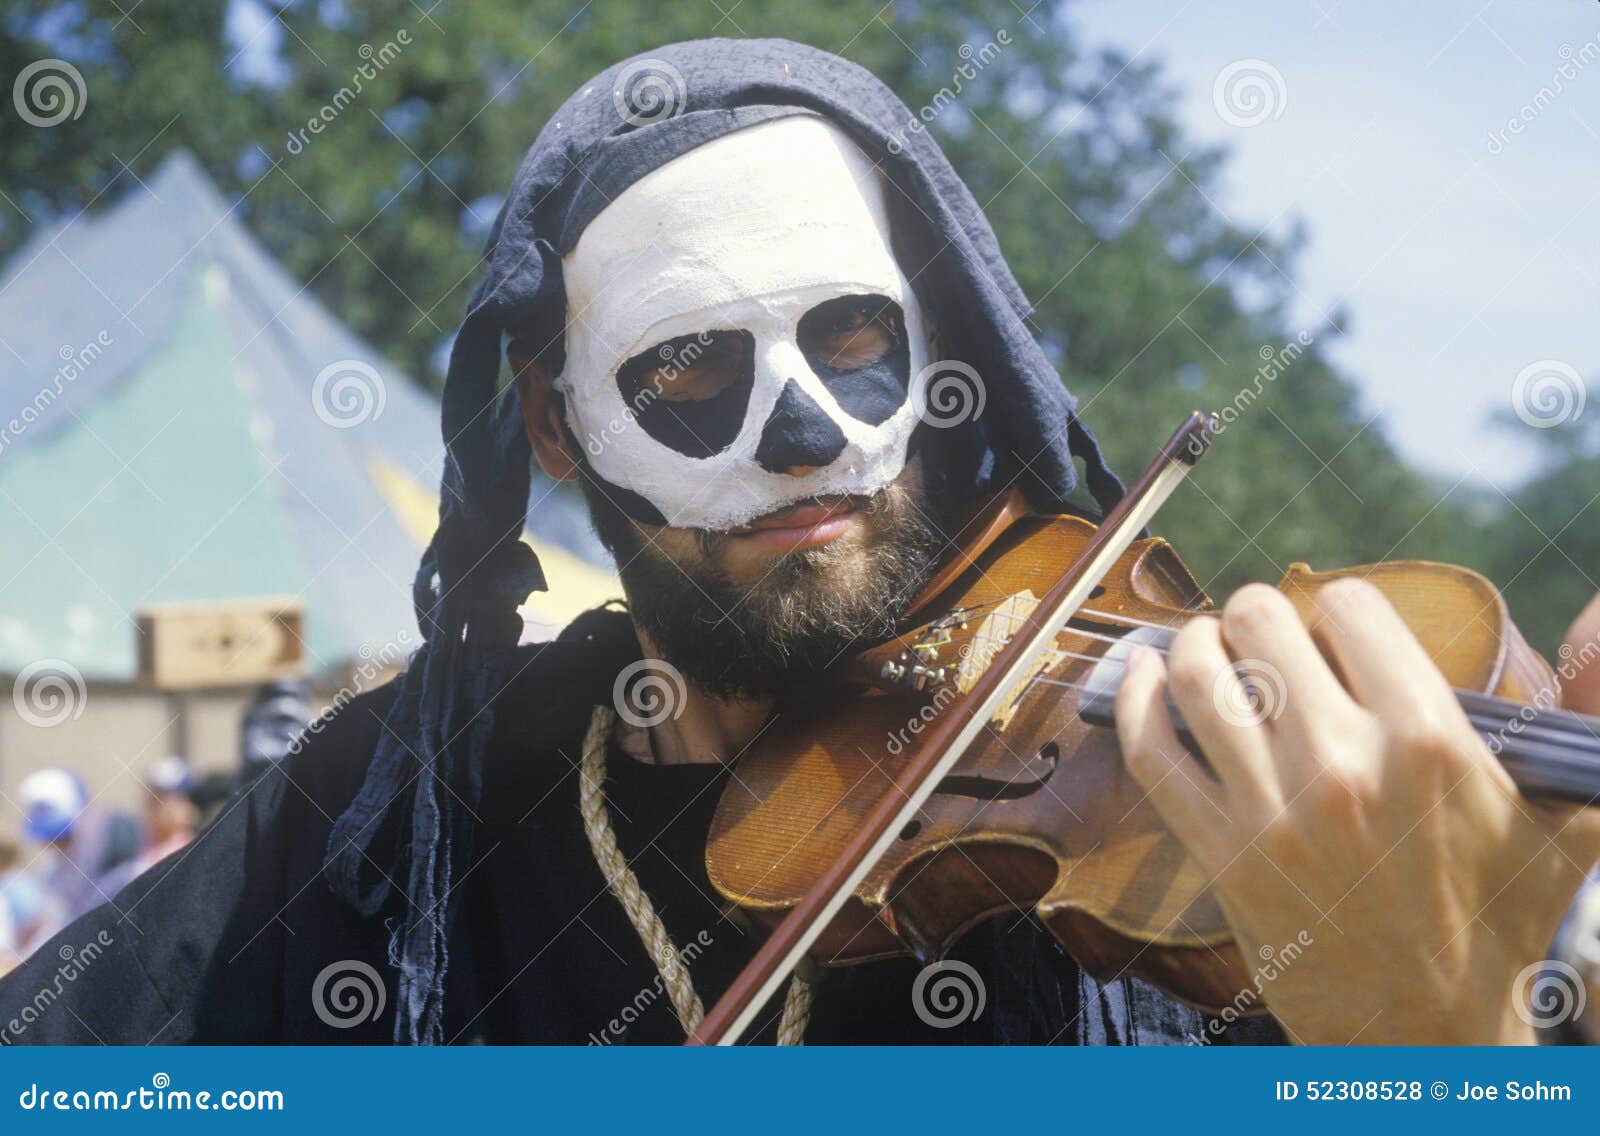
top-left (577, 705), bottom-right (813, 1045)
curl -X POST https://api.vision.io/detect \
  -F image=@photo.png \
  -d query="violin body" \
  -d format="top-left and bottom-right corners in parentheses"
top-left (706, 499), bottom-right (1557, 1014)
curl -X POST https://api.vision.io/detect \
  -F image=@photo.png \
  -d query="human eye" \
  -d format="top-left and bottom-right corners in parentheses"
top-left (798, 294), bottom-right (904, 371)
top-left (620, 331), bottom-right (750, 403)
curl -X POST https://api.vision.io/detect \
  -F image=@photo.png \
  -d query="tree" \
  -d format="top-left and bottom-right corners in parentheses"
top-left (5, 0), bottom-right (1535, 638)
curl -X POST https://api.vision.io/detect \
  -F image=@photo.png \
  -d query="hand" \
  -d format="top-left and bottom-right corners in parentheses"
top-left (1558, 592), bottom-right (1600, 715)
top-left (1114, 579), bottom-right (1600, 1045)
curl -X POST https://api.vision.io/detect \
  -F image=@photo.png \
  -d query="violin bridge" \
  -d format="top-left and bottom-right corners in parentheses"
top-left (955, 591), bottom-right (1038, 689)
top-left (866, 591), bottom-right (1053, 731)
top-left (914, 591), bottom-right (1050, 731)
top-left (974, 593), bottom-right (1058, 732)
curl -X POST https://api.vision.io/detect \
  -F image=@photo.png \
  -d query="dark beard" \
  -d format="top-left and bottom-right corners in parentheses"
top-left (579, 476), bottom-right (947, 700)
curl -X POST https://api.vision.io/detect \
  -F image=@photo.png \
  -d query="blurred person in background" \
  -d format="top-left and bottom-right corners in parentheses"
top-left (0, 842), bottom-right (16, 967)
top-left (98, 756), bottom-right (199, 898)
top-left (14, 769), bottom-right (93, 943)
top-left (0, 841), bottom-right (27, 971)
top-left (15, 768), bottom-right (141, 936)
top-left (0, 840), bottom-right (54, 969)
top-left (189, 679), bottom-right (314, 822)
top-left (238, 678), bottom-right (313, 786)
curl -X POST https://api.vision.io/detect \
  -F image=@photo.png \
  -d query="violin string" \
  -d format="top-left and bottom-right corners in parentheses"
top-left (964, 623), bottom-right (1177, 661)
top-left (960, 636), bottom-right (1129, 671)
top-left (1027, 674), bottom-right (1120, 696)
top-left (976, 603), bottom-right (1185, 640)
top-left (1066, 625), bottom-right (1168, 651)
top-left (940, 601), bottom-right (1171, 636)
top-left (910, 596), bottom-right (1192, 716)
top-left (948, 633), bottom-right (1145, 716)
top-left (939, 602), bottom-right (1600, 767)
top-left (1078, 606), bottom-right (1195, 635)
top-left (940, 592), bottom-right (1185, 635)
top-left (949, 596), bottom-right (1179, 648)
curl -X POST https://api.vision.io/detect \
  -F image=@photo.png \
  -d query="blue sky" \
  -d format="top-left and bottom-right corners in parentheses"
top-left (218, 0), bottom-right (1598, 488)
top-left (1072, 0), bottom-right (1600, 488)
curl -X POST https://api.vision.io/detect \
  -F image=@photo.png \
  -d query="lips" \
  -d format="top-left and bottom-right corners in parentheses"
top-left (726, 497), bottom-right (863, 552)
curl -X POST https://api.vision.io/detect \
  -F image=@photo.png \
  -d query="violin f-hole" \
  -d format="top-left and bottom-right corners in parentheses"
top-left (934, 739), bottom-right (1061, 801)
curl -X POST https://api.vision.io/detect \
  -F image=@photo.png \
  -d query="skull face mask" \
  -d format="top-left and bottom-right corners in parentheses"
top-left (558, 115), bottom-right (930, 531)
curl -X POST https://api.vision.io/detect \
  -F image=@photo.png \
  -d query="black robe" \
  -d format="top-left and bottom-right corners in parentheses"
top-left (0, 609), bottom-right (1282, 1046)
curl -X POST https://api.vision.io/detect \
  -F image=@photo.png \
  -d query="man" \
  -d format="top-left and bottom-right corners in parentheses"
top-left (1, 39), bottom-right (1595, 1046)
top-left (11, 768), bottom-right (131, 942)
top-left (0, 841), bottom-right (32, 972)
top-left (97, 757), bottom-right (199, 898)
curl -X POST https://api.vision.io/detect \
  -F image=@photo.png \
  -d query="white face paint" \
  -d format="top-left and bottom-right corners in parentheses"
top-left (558, 115), bottom-right (929, 530)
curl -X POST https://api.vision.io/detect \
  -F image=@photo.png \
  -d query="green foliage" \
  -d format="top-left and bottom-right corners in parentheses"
top-left (2, 0), bottom-right (1587, 653)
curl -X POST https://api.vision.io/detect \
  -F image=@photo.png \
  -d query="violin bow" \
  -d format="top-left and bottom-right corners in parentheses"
top-left (687, 411), bottom-right (1218, 1046)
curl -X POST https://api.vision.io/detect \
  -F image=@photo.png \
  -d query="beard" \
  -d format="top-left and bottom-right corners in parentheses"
top-left (579, 471), bottom-right (948, 701)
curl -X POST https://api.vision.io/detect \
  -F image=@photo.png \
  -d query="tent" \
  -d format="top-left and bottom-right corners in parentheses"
top-left (0, 150), bottom-right (617, 683)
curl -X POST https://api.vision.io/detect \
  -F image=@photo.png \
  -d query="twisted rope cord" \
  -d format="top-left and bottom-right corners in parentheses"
top-left (777, 967), bottom-right (814, 1046)
top-left (579, 704), bottom-right (812, 1044)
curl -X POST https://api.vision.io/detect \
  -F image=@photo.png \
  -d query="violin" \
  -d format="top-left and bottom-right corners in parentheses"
top-left (690, 413), bottom-right (1600, 1044)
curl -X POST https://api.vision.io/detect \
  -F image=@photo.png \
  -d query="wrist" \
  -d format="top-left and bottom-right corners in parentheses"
top-left (1364, 971), bottom-right (1538, 1045)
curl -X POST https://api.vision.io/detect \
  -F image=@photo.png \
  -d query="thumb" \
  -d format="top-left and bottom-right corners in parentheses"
top-left (1561, 593), bottom-right (1600, 715)
top-left (1547, 593), bottom-right (1600, 861)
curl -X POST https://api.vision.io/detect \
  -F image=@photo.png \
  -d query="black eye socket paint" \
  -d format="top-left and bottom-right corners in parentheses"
top-left (615, 330), bottom-right (755, 458)
top-left (797, 294), bottom-right (911, 428)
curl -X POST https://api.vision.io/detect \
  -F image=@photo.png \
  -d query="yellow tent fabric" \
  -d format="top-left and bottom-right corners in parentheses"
top-left (366, 455), bottom-right (621, 635)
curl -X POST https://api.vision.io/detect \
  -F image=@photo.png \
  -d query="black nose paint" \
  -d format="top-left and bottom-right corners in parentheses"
top-left (754, 379), bottom-right (848, 473)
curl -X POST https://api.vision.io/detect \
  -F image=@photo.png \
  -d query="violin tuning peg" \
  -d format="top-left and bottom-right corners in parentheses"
top-left (881, 661), bottom-right (907, 683)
